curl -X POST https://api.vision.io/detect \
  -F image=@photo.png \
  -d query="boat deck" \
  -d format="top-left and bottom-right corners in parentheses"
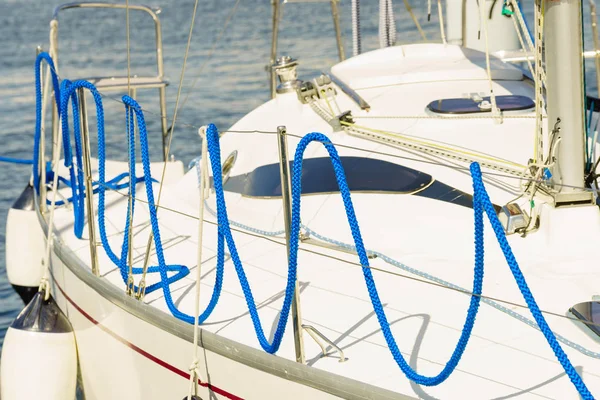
top-left (46, 45), bottom-right (600, 399)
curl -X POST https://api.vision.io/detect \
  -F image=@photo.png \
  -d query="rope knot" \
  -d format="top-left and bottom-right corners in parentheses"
top-left (188, 360), bottom-right (199, 373)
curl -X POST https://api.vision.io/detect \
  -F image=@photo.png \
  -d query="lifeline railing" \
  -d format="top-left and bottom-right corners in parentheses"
top-left (34, 49), bottom-right (594, 397)
top-left (50, 2), bottom-right (170, 160)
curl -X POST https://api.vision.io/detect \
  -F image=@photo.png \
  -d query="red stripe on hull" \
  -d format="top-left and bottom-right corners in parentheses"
top-left (53, 276), bottom-right (243, 400)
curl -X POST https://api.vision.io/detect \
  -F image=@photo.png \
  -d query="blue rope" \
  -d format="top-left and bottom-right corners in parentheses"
top-left (293, 133), bottom-right (483, 384)
top-left (119, 96), bottom-right (223, 314)
top-left (470, 162), bottom-right (593, 399)
top-left (46, 172), bottom-right (148, 207)
top-left (204, 126), bottom-right (591, 396)
top-left (46, 76), bottom-right (593, 395)
top-left (206, 123), bottom-right (296, 353)
top-left (92, 93), bottom-right (189, 296)
top-left (34, 52), bottom-right (61, 193)
top-left (202, 127), bottom-right (483, 363)
top-left (56, 81), bottom-right (193, 296)
top-left (300, 225), bottom-right (600, 360)
top-left (59, 79), bottom-right (86, 239)
top-left (202, 177), bottom-right (600, 361)
top-left (0, 156), bottom-right (33, 165)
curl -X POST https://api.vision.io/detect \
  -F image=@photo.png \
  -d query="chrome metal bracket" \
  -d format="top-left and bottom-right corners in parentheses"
top-left (302, 324), bottom-right (347, 362)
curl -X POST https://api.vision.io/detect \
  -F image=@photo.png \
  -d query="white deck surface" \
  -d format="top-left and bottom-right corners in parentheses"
top-left (48, 45), bottom-right (600, 399)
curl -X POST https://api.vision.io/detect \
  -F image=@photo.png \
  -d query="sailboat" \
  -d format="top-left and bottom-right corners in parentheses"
top-left (1, 0), bottom-right (600, 399)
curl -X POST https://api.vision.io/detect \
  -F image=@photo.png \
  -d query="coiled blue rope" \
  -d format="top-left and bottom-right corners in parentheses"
top-left (204, 127), bottom-right (591, 396)
top-left (202, 127), bottom-right (483, 364)
top-left (46, 172), bottom-right (148, 207)
top-left (56, 80), bottom-right (193, 296)
top-left (59, 79), bottom-right (86, 239)
top-left (197, 162), bottom-right (600, 362)
top-left (105, 97), bottom-right (188, 295)
top-left (34, 52), bottom-right (61, 193)
top-left (205, 123), bottom-right (296, 353)
top-left (119, 96), bottom-right (223, 313)
top-left (295, 133), bottom-right (483, 385)
top-left (45, 74), bottom-right (592, 395)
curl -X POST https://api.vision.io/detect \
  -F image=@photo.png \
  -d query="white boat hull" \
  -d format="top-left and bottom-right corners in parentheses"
top-left (46, 221), bottom-right (408, 400)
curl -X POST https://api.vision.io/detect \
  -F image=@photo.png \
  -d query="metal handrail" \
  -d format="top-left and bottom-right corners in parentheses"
top-left (51, 2), bottom-right (164, 80)
top-left (50, 2), bottom-right (169, 160)
top-left (52, 2), bottom-right (160, 19)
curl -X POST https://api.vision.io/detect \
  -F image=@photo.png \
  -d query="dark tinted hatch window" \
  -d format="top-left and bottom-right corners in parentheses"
top-left (223, 156), bottom-right (432, 197)
top-left (570, 301), bottom-right (600, 337)
top-left (427, 95), bottom-right (534, 114)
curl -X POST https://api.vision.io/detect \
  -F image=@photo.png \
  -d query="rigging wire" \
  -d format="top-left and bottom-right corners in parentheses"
top-left (137, 0), bottom-right (201, 298)
top-left (177, 0), bottom-right (242, 116)
top-left (93, 180), bottom-right (600, 334)
top-left (126, 0), bottom-right (131, 95)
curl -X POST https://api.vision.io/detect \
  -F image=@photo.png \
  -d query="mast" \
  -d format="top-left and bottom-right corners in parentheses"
top-left (545, 0), bottom-right (594, 205)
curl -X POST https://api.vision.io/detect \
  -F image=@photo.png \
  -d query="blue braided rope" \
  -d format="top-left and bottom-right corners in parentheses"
top-left (120, 96), bottom-right (223, 317)
top-left (206, 123), bottom-right (296, 353)
top-left (204, 127), bottom-right (592, 396)
top-left (203, 180), bottom-right (600, 361)
top-left (292, 133), bottom-right (483, 385)
top-left (0, 156), bottom-right (33, 165)
top-left (117, 105), bottom-right (138, 285)
top-left (300, 225), bottom-right (600, 360)
top-left (59, 79), bottom-right (86, 239)
top-left (90, 94), bottom-right (188, 295)
top-left (56, 81), bottom-right (192, 296)
top-left (470, 162), bottom-right (592, 399)
top-left (46, 172), bottom-right (148, 207)
top-left (34, 52), bottom-right (61, 193)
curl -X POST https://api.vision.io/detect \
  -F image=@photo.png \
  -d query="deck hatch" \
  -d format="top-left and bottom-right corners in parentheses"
top-left (222, 156), bottom-right (479, 209)
top-left (427, 95), bottom-right (534, 114)
top-left (223, 156), bottom-right (432, 197)
top-left (570, 301), bottom-right (600, 338)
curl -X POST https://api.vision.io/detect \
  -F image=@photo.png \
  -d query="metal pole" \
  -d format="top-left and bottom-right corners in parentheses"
top-left (37, 46), bottom-right (47, 212)
top-left (126, 88), bottom-right (136, 295)
top-left (270, 0), bottom-right (281, 99)
top-left (49, 20), bottom-right (61, 176)
top-left (276, 125), bottom-right (305, 364)
top-left (330, 0), bottom-right (345, 62)
top-left (77, 87), bottom-right (100, 276)
top-left (152, 6), bottom-right (168, 162)
top-left (590, 0), bottom-right (600, 97)
top-left (545, 0), bottom-right (592, 204)
top-left (159, 86), bottom-right (169, 161)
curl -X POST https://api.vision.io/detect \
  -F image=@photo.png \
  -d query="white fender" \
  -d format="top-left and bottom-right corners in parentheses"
top-left (0, 292), bottom-right (77, 400)
top-left (6, 184), bottom-right (46, 291)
